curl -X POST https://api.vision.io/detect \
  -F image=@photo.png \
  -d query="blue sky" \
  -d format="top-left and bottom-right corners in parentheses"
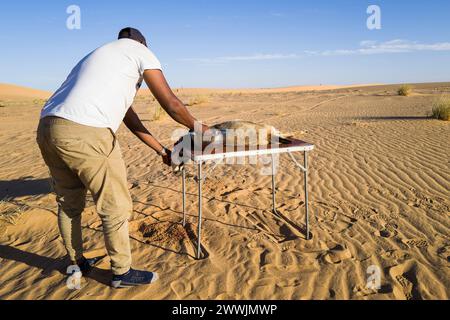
top-left (1, 0), bottom-right (449, 90)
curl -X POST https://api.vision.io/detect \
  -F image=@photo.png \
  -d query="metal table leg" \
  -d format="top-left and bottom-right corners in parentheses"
top-left (197, 162), bottom-right (203, 259)
top-left (182, 167), bottom-right (186, 227)
top-left (271, 154), bottom-right (277, 213)
top-left (304, 151), bottom-right (310, 240)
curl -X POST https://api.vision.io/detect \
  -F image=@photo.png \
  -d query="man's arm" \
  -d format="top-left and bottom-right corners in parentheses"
top-left (123, 107), bottom-right (171, 165)
top-left (143, 69), bottom-right (208, 132)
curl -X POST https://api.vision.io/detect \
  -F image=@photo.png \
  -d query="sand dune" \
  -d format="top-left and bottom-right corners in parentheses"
top-left (136, 83), bottom-right (381, 97)
top-left (0, 82), bottom-right (449, 300)
top-left (0, 83), bottom-right (51, 101)
top-left (0, 82), bottom-right (374, 101)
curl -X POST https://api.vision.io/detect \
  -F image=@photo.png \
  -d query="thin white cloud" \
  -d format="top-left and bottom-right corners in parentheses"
top-left (312, 39), bottom-right (450, 56)
top-left (181, 53), bottom-right (301, 64)
top-left (181, 40), bottom-right (450, 64)
top-left (270, 12), bottom-right (285, 17)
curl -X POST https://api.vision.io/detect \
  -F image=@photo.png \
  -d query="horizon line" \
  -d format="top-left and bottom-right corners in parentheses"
top-left (3, 81), bottom-right (450, 96)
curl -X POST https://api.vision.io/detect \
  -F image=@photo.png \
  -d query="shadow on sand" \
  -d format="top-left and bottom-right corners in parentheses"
top-left (0, 245), bottom-right (111, 286)
top-left (0, 178), bottom-right (52, 199)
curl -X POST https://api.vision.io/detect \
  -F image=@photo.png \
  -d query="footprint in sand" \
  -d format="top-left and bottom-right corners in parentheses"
top-left (401, 238), bottom-right (428, 248)
top-left (322, 244), bottom-right (352, 264)
top-left (376, 229), bottom-right (394, 238)
top-left (170, 280), bottom-right (194, 299)
top-left (406, 189), bottom-right (450, 212)
top-left (281, 242), bottom-right (295, 252)
top-left (380, 249), bottom-right (410, 261)
top-left (389, 261), bottom-right (421, 300)
top-left (437, 245), bottom-right (450, 263)
top-left (375, 221), bottom-right (399, 238)
top-left (352, 283), bottom-right (393, 298)
top-left (317, 210), bottom-right (356, 233)
top-left (394, 275), bottom-right (414, 300)
top-left (385, 221), bottom-right (399, 231)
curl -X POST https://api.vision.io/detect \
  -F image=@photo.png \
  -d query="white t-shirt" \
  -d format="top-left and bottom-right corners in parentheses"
top-left (41, 39), bottom-right (162, 132)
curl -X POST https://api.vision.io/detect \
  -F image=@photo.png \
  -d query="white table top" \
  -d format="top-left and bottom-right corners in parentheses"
top-left (188, 139), bottom-right (314, 162)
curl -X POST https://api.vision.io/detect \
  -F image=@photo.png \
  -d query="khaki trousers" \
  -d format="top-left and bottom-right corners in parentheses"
top-left (36, 117), bottom-right (132, 275)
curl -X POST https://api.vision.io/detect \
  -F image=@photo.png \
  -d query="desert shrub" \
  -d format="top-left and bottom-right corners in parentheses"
top-left (186, 95), bottom-right (209, 106)
top-left (153, 104), bottom-right (166, 121)
top-left (398, 84), bottom-right (412, 96)
top-left (33, 99), bottom-right (48, 106)
top-left (431, 96), bottom-right (450, 121)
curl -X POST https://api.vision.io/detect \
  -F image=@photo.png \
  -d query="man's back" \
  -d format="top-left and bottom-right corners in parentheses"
top-left (41, 38), bottom-right (162, 132)
top-left (36, 27), bottom-right (205, 289)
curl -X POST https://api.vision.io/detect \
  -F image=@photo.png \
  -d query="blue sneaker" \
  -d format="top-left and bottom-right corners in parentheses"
top-left (72, 256), bottom-right (104, 274)
top-left (111, 268), bottom-right (159, 288)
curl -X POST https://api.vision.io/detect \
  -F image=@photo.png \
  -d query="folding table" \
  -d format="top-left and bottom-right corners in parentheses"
top-left (178, 138), bottom-right (314, 259)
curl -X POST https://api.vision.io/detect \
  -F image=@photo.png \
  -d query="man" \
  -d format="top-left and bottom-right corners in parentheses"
top-left (37, 27), bottom-right (208, 288)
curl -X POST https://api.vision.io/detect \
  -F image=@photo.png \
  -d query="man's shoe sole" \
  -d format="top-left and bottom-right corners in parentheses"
top-left (111, 272), bottom-right (159, 289)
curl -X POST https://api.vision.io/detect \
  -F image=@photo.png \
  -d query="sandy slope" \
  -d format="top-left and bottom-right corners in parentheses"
top-left (0, 83), bottom-right (51, 101)
top-left (0, 83), bottom-right (449, 300)
top-left (136, 84), bottom-right (380, 97)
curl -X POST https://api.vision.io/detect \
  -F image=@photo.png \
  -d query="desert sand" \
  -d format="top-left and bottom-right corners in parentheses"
top-left (0, 83), bottom-right (50, 101)
top-left (0, 82), bottom-right (448, 300)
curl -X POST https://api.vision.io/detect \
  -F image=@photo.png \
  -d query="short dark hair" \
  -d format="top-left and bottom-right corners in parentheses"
top-left (118, 27), bottom-right (147, 47)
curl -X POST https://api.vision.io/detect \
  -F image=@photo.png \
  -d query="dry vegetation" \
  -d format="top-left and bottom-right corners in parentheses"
top-left (33, 99), bottom-right (48, 106)
top-left (398, 84), bottom-right (412, 96)
top-left (431, 96), bottom-right (450, 121)
top-left (153, 104), bottom-right (166, 121)
top-left (186, 95), bottom-right (209, 106)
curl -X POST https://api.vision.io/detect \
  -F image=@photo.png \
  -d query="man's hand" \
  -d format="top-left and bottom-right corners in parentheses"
top-left (201, 124), bottom-right (211, 133)
top-left (157, 147), bottom-right (172, 167)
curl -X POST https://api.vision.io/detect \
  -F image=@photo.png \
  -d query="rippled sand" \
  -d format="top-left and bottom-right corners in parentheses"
top-left (0, 83), bottom-right (449, 300)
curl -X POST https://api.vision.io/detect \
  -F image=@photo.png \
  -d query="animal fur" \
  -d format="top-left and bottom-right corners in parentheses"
top-left (209, 121), bottom-right (291, 146)
top-left (172, 120), bottom-right (292, 173)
